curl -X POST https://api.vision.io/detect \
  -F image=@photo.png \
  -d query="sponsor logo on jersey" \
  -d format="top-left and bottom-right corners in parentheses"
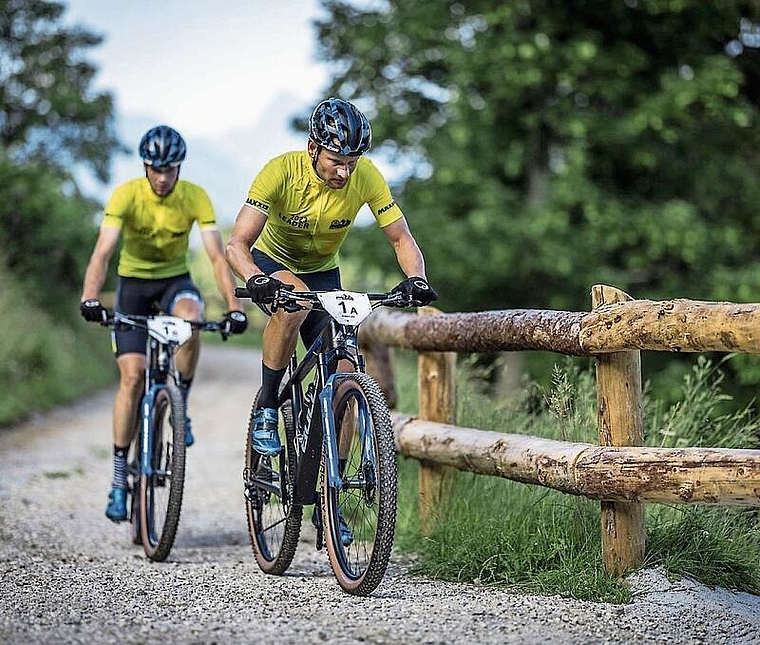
top-left (329, 219), bottom-right (351, 229)
top-left (279, 212), bottom-right (309, 229)
top-left (377, 200), bottom-right (396, 215)
top-left (246, 198), bottom-right (269, 212)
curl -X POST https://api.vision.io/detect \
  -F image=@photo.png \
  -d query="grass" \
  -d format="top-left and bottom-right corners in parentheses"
top-left (391, 350), bottom-right (760, 602)
top-left (0, 267), bottom-right (117, 427)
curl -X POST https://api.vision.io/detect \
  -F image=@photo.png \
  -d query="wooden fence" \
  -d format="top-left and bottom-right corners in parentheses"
top-left (359, 284), bottom-right (760, 576)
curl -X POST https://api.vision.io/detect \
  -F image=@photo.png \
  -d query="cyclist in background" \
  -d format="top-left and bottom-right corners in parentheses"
top-left (79, 125), bottom-right (247, 523)
top-left (225, 97), bottom-right (437, 458)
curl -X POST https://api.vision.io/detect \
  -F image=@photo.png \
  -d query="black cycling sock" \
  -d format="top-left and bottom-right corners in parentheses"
top-left (181, 378), bottom-right (193, 402)
top-left (259, 363), bottom-right (286, 409)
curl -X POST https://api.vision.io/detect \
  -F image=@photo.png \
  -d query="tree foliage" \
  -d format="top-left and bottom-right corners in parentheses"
top-left (0, 0), bottom-right (119, 304)
top-left (1, 0), bottom-right (123, 181)
top-left (314, 0), bottom-right (760, 315)
top-left (0, 155), bottom-right (99, 300)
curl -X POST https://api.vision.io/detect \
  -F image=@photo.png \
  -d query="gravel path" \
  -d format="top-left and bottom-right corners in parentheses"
top-left (1, 345), bottom-right (759, 644)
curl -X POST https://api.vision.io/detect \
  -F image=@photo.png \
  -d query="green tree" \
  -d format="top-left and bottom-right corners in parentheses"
top-left (315, 0), bottom-right (760, 314)
top-left (0, 0), bottom-right (121, 301)
top-left (1, 0), bottom-right (122, 180)
top-left (0, 1), bottom-right (122, 425)
top-left (0, 155), bottom-right (99, 301)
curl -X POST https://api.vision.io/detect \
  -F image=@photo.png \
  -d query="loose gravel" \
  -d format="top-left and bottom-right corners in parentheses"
top-left (1, 345), bottom-right (759, 644)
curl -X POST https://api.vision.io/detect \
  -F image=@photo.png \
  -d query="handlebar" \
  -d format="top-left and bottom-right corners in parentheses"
top-left (101, 311), bottom-right (233, 341)
top-left (233, 287), bottom-right (419, 314)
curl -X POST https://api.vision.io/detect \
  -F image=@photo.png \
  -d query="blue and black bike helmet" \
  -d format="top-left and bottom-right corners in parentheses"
top-left (309, 98), bottom-right (372, 156)
top-left (139, 125), bottom-right (187, 167)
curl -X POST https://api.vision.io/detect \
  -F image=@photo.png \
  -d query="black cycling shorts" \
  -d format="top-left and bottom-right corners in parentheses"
top-left (112, 274), bottom-right (203, 356)
top-left (252, 248), bottom-right (341, 350)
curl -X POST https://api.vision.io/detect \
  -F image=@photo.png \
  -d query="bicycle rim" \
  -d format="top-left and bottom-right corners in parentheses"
top-left (128, 425), bottom-right (141, 546)
top-left (323, 373), bottom-right (397, 595)
top-left (140, 383), bottom-right (186, 561)
top-left (244, 393), bottom-right (302, 575)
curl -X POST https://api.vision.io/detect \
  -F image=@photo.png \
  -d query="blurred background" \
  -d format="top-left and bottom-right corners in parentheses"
top-left (2, 0), bottom-right (760, 424)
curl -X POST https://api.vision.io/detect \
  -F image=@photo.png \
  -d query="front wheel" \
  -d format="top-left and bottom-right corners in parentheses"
top-left (127, 418), bottom-right (142, 546)
top-left (323, 373), bottom-right (398, 595)
top-left (140, 383), bottom-right (186, 561)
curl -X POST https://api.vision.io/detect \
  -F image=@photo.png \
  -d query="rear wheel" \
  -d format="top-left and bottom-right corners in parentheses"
top-left (140, 383), bottom-right (186, 561)
top-left (244, 390), bottom-right (302, 574)
top-left (128, 418), bottom-right (141, 545)
top-left (323, 373), bottom-right (397, 595)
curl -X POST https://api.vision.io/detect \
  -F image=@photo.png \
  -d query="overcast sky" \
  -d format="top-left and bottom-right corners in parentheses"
top-left (62, 0), bottom-right (333, 220)
top-left (63, 0), bottom-right (329, 138)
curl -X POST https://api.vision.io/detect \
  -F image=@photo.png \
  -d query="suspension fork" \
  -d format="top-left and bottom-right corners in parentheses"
top-left (320, 375), bottom-right (343, 490)
top-left (140, 385), bottom-right (162, 476)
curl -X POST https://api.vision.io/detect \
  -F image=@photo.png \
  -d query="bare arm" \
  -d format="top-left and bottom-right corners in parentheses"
top-left (80, 225), bottom-right (121, 301)
top-left (200, 228), bottom-right (245, 312)
top-left (225, 204), bottom-right (269, 282)
top-left (381, 217), bottom-right (427, 280)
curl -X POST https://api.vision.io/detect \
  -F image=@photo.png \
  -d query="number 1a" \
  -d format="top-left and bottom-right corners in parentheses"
top-left (339, 302), bottom-right (358, 315)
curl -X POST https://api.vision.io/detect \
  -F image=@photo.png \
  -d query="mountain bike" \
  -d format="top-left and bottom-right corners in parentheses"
top-left (99, 311), bottom-right (232, 561)
top-left (237, 286), bottom-right (416, 595)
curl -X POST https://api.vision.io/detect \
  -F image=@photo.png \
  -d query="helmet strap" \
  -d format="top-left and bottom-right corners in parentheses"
top-left (308, 140), bottom-right (322, 173)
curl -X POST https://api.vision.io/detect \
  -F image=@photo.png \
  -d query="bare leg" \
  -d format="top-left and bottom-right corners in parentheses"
top-left (171, 297), bottom-right (203, 383)
top-left (114, 353), bottom-right (145, 448)
top-left (261, 270), bottom-right (311, 370)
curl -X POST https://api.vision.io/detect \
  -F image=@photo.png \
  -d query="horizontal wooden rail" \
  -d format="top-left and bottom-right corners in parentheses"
top-left (362, 308), bottom-right (586, 354)
top-left (361, 298), bottom-right (760, 355)
top-left (361, 287), bottom-right (760, 577)
top-left (392, 414), bottom-right (760, 507)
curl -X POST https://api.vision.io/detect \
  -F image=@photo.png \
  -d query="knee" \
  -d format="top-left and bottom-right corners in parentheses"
top-left (119, 369), bottom-right (143, 396)
top-left (270, 309), bottom-right (308, 333)
top-left (172, 297), bottom-right (202, 322)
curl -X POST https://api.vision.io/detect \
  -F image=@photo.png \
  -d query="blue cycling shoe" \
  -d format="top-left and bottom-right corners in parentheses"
top-left (185, 417), bottom-right (194, 448)
top-left (251, 407), bottom-right (281, 456)
top-left (105, 486), bottom-right (128, 523)
top-left (311, 505), bottom-right (354, 546)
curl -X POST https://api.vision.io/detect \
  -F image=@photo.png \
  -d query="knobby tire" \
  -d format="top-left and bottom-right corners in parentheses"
top-left (140, 382), bottom-right (186, 561)
top-left (244, 390), bottom-right (302, 575)
top-left (128, 420), bottom-right (142, 546)
top-left (323, 373), bottom-right (397, 596)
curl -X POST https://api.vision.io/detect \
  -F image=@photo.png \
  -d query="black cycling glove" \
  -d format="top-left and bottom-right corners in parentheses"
top-left (391, 277), bottom-right (438, 306)
top-left (246, 275), bottom-right (285, 303)
top-left (223, 310), bottom-right (248, 334)
top-left (80, 299), bottom-right (106, 323)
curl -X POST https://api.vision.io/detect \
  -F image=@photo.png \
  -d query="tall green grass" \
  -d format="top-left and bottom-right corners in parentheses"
top-left (0, 267), bottom-right (116, 426)
top-left (392, 351), bottom-right (760, 602)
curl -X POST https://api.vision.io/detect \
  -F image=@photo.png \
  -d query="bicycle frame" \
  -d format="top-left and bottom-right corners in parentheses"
top-left (116, 314), bottom-right (192, 476)
top-left (277, 293), bottom-right (387, 505)
top-left (97, 310), bottom-right (230, 561)
top-left (241, 287), bottom-right (415, 593)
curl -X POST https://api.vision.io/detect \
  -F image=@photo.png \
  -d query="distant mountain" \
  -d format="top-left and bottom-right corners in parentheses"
top-left (79, 92), bottom-right (313, 226)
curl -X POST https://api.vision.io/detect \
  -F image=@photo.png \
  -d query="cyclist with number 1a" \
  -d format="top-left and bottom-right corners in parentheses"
top-left (79, 125), bottom-right (248, 523)
top-left (225, 97), bottom-right (438, 469)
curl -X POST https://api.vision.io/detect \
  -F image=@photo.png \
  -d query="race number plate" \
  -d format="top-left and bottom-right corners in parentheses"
top-left (317, 291), bottom-right (373, 325)
top-left (147, 316), bottom-right (194, 345)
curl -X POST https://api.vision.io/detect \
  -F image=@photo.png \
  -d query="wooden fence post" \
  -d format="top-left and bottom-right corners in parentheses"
top-left (362, 339), bottom-right (397, 409)
top-left (592, 285), bottom-right (646, 576)
top-left (417, 306), bottom-right (457, 535)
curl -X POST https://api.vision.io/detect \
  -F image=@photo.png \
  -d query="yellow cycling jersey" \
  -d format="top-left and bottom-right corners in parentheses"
top-left (246, 150), bottom-right (404, 273)
top-left (102, 177), bottom-right (217, 279)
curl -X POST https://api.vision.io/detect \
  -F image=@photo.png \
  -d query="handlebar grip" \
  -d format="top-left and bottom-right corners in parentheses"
top-left (235, 287), bottom-right (250, 298)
